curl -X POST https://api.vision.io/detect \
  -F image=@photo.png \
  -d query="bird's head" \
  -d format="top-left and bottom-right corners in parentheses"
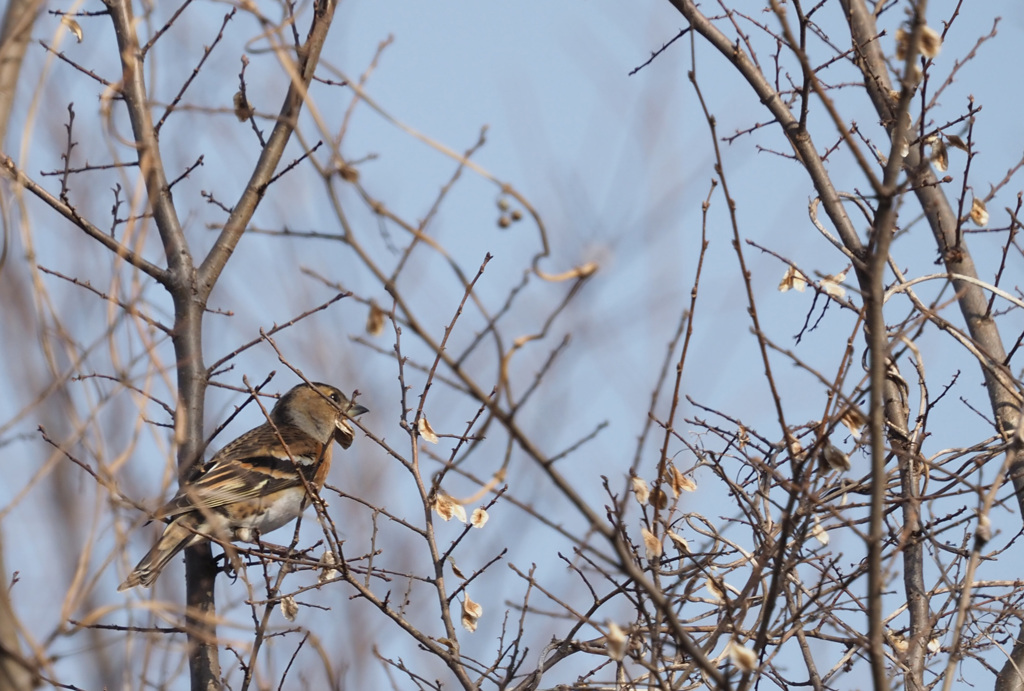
top-left (272, 382), bottom-right (369, 448)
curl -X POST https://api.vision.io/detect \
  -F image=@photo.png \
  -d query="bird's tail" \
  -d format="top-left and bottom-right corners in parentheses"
top-left (118, 518), bottom-right (198, 591)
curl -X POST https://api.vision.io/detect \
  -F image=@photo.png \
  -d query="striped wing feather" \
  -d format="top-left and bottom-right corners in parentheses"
top-left (157, 424), bottom-right (326, 518)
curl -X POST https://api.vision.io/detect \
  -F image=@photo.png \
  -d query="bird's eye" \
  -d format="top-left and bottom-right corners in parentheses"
top-left (329, 391), bottom-right (341, 403)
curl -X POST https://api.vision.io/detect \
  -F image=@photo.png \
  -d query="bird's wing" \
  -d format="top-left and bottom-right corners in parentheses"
top-left (156, 424), bottom-right (326, 518)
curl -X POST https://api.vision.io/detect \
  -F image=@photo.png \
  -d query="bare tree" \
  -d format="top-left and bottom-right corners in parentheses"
top-left (2, 1), bottom-right (1023, 690)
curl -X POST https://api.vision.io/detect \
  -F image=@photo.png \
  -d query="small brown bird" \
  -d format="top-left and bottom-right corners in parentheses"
top-left (119, 382), bottom-right (368, 591)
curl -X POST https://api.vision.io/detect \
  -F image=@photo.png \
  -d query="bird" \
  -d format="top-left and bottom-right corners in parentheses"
top-left (118, 382), bottom-right (368, 591)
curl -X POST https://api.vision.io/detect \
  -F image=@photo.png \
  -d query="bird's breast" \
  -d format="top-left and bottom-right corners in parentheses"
top-left (229, 488), bottom-right (309, 538)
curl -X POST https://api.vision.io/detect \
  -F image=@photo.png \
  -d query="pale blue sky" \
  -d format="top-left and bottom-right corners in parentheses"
top-left (3, 1), bottom-right (1024, 687)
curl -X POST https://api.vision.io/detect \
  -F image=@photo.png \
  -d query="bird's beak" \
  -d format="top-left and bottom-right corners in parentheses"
top-left (333, 403), bottom-right (369, 449)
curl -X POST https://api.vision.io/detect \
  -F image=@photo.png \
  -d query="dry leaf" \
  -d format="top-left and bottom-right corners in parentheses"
top-left (535, 261), bottom-right (598, 282)
top-left (418, 416), bottom-right (439, 443)
top-left (650, 488), bottom-right (669, 510)
top-left (821, 443), bottom-right (850, 472)
top-left (470, 507), bottom-right (489, 529)
top-left (839, 407), bottom-right (866, 437)
top-left (233, 91), bottom-right (254, 121)
top-left (891, 128), bottom-right (910, 159)
top-left (461, 593), bottom-right (483, 632)
top-left (929, 136), bottom-right (948, 172)
top-left (631, 476), bottom-right (650, 505)
top-left (895, 25), bottom-right (941, 60)
top-left (61, 16), bottom-right (83, 43)
top-left (705, 576), bottom-right (724, 603)
top-left (821, 270), bottom-right (847, 299)
top-left (669, 465), bottom-right (697, 495)
top-left (449, 557), bottom-right (466, 580)
top-left (641, 526), bottom-right (662, 560)
top-left (668, 531), bottom-right (689, 553)
top-left (976, 513), bottom-right (991, 546)
top-left (337, 161), bottom-right (359, 182)
top-left (280, 596), bottom-right (298, 621)
top-left (433, 493), bottom-right (467, 523)
top-left (432, 493), bottom-right (455, 521)
top-left (451, 502), bottom-right (467, 523)
top-left (920, 24), bottom-right (942, 58)
top-left (366, 301), bottom-right (386, 336)
top-left (946, 134), bottom-right (968, 151)
top-left (789, 439), bottom-right (806, 462)
top-left (728, 641), bottom-right (758, 672)
top-left (895, 27), bottom-right (909, 61)
top-left (318, 551), bottom-right (340, 584)
top-left (970, 197), bottom-right (989, 227)
top-left (778, 265), bottom-right (808, 293)
top-left (927, 638), bottom-right (941, 655)
top-left (606, 621), bottom-right (628, 661)
top-left (888, 630), bottom-right (908, 653)
top-left (811, 517), bottom-right (829, 546)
